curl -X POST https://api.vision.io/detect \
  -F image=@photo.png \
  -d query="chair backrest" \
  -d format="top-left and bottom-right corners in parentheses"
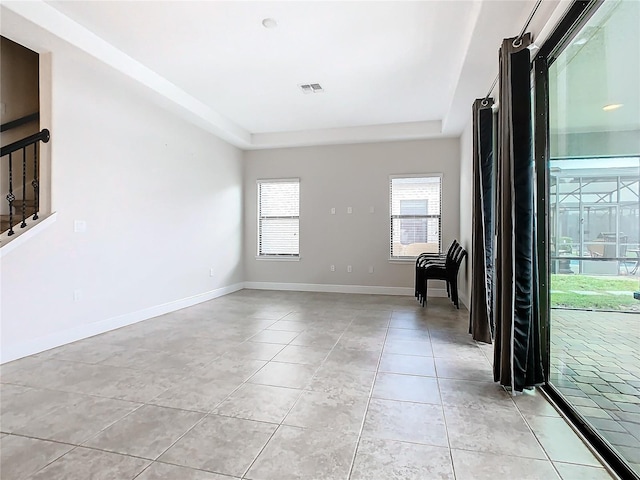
top-left (445, 239), bottom-right (459, 257)
top-left (446, 243), bottom-right (462, 266)
top-left (416, 239), bottom-right (458, 266)
top-left (446, 247), bottom-right (467, 275)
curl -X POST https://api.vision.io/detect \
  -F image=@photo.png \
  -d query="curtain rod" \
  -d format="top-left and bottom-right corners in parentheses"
top-left (482, 0), bottom-right (543, 105)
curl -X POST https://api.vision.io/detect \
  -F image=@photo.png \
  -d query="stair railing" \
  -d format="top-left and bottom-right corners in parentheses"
top-left (0, 112), bottom-right (39, 133)
top-left (1, 128), bottom-right (50, 236)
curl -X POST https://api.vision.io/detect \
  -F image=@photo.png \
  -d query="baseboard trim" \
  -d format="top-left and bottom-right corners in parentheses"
top-left (1, 282), bottom-right (244, 364)
top-left (243, 281), bottom-right (448, 298)
top-left (458, 292), bottom-right (470, 310)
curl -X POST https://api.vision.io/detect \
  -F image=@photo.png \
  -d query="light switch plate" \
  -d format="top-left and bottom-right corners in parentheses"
top-left (74, 220), bottom-right (87, 232)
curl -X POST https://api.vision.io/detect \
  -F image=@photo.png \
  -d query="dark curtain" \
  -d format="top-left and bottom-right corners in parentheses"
top-left (493, 33), bottom-right (545, 392)
top-left (470, 98), bottom-right (495, 344)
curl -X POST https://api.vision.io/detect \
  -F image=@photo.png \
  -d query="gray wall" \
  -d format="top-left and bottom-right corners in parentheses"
top-left (244, 139), bottom-right (461, 292)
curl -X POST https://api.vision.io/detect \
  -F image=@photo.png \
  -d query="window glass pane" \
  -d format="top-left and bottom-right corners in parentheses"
top-left (258, 180), bottom-right (299, 256)
top-left (400, 199), bottom-right (428, 215)
top-left (390, 176), bottom-right (441, 257)
top-left (260, 218), bottom-right (299, 255)
top-left (392, 218), bottom-right (439, 246)
top-left (391, 177), bottom-right (440, 216)
top-left (259, 182), bottom-right (299, 217)
top-left (547, 0), bottom-right (640, 474)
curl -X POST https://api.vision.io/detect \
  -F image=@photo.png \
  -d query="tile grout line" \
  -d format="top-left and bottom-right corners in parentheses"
top-left (8, 399), bottom-right (148, 478)
top-left (345, 309), bottom-right (393, 480)
top-left (532, 388), bottom-right (625, 480)
top-left (2, 432), bottom-right (82, 478)
top-left (130, 461), bottom-right (154, 480)
top-left (512, 387), bottom-right (593, 480)
top-left (430, 317), bottom-right (458, 480)
top-left (518, 410), bottom-right (581, 480)
top-left (126, 312), bottom-right (296, 478)
top-left (10, 295), bottom-right (618, 479)
top-left (240, 310), bottom-right (370, 479)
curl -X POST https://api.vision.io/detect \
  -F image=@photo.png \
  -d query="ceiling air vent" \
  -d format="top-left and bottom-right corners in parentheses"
top-left (299, 83), bottom-right (324, 94)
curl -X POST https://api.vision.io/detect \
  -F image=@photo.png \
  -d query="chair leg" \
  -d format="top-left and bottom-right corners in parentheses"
top-left (451, 278), bottom-right (459, 308)
top-left (422, 280), bottom-right (428, 306)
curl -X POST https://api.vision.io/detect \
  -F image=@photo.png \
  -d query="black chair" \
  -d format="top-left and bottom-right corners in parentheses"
top-left (414, 240), bottom-right (458, 301)
top-left (417, 244), bottom-right (467, 308)
top-left (415, 241), bottom-right (460, 305)
top-left (416, 243), bottom-right (456, 306)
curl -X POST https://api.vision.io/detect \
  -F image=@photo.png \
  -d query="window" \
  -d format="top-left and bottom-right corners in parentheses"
top-left (390, 175), bottom-right (441, 259)
top-left (257, 179), bottom-right (300, 257)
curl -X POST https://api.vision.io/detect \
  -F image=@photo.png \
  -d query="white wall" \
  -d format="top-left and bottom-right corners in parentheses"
top-left (244, 139), bottom-right (460, 294)
top-left (0, 48), bottom-right (244, 362)
top-left (458, 121), bottom-right (473, 308)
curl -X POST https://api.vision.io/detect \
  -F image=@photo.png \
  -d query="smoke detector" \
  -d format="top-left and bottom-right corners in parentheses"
top-left (299, 83), bottom-right (324, 94)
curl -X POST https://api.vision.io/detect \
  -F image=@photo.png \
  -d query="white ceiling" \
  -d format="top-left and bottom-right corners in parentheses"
top-left (1, 0), bottom-right (567, 149)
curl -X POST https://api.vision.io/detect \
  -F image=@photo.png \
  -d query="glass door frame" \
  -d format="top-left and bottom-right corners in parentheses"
top-left (534, 1), bottom-right (638, 479)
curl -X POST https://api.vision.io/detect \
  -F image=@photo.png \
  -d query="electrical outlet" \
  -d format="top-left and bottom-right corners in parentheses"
top-left (331, 207), bottom-right (336, 215)
top-left (347, 207), bottom-right (352, 214)
top-left (330, 264), bottom-right (335, 272)
top-left (369, 266), bottom-right (374, 274)
top-left (347, 265), bottom-right (352, 273)
top-left (210, 268), bottom-right (215, 277)
top-left (369, 206), bottom-right (375, 214)
top-left (73, 289), bottom-right (82, 302)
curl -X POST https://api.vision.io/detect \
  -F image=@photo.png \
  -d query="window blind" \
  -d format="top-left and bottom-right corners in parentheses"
top-left (258, 179), bottom-right (300, 256)
top-left (390, 175), bottom-right (442, 258)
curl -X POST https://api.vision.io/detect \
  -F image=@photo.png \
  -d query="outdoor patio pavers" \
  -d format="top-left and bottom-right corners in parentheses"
top-left (550, 308), bottom-right (640, 474)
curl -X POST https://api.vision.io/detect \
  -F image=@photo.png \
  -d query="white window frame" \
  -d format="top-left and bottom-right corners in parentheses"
top-left (256, 178), bottom-right (300, 261)
top-left (389, 173), bottom-right (443, 262)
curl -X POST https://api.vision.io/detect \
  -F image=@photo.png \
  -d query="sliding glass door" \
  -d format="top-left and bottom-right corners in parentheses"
top-left (540, 0), bottom-right (640, 477)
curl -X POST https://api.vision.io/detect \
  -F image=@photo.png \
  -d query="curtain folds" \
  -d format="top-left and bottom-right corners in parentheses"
top-left (470, 98), bottom-right (495, 344)
top-left (493, 33), bottom-right (545, 392)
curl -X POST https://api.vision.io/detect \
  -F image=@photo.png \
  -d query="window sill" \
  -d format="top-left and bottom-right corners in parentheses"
top-left (389, 258), bottom-right (417, 264)
top-left (256, 256), bottom-right (301, 262)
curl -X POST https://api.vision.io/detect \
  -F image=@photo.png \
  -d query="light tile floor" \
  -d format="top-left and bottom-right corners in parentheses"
top-left (0, 290), bottom-right (616, 479)
top-left (550, 308), bottom-right (640, 475)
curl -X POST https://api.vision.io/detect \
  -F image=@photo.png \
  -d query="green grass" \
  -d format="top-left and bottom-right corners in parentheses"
top-left (551, 292), bottom-right (638, 310)
top-left (551, 274), bottom-right (638, 291)
top-left (550, 274), bottom-right (639, 310)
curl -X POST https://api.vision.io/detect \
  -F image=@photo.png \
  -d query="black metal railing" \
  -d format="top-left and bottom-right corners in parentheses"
top-left (0, 112), bottom-right (39, 133)
top-left (1, 129), bottom-right (50, 236)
